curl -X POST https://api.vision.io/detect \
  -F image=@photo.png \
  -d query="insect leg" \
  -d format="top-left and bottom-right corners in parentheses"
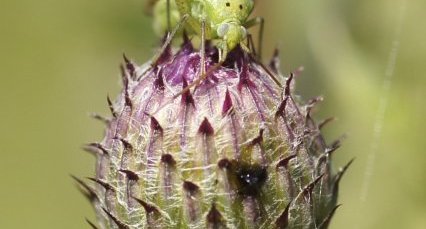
top-left (166, 0), bottom-right (171, 32)
top-left (172, 19), bottom-right (218, 99)
top-left (245, 17), bottom-right (264, 59)
top-left (172, 62), bottom-right (223, 99)
top-left (200, 19), bottom-right (206, 76)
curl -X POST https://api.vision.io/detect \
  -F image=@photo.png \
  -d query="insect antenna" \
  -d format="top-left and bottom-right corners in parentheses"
top-left (153, 14), bottom-right (188, 67)
top-left (244, 17), bottom-right (265, 59)
top-left (246, 33), bottom-right (258, 58)
top-left (249, 54), bottom-right (283, 87)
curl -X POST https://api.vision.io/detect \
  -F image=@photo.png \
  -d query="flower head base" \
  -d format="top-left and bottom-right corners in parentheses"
top-left (76, 38), bottom-right (351, 229)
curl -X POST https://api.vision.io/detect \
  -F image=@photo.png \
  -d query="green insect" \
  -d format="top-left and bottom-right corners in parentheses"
top-left (176, 0), bottom-right (262, 62)
top-left (146, 0), bottom-right (264, 61)
top-left (144, 0), bottom-right (274, 97)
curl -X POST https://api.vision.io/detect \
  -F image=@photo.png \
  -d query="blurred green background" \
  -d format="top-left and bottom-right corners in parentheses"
top-left (0, 0), bottom-right (424, 228)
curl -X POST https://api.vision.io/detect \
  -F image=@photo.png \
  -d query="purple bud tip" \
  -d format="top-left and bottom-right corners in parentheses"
top-left (198, 118), bottom-right (214, 135)
top-left (276, 154), bottom-right (297, 169)
top-left (160, 154), bottom-right (176, 166)
top-left (275, 200), bottom-right (292, 228)
top-left (87, 178), bottom-right (114, 191)
top-left (222, 89), bottom-right (233, 116)
top-left (118, 170), bottom-right (139, 181)
top-left (150, 116), bottom-right (163, 132)
top-left (134, 198), bottom-right (159, 214)
top-left (180, 79), bottom-right (195, 105)
top-left (123, 53), bottom-right (135, 76)
top-left (183, 181), bottom-right (199, 195)
top-left (218, 158), bottom-right (231, 169)
top-left (207, 204), bottom-right (223, 225)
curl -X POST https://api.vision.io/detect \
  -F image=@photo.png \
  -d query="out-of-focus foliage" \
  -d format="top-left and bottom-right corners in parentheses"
top-left (0, 0), bottom-right (424, 228)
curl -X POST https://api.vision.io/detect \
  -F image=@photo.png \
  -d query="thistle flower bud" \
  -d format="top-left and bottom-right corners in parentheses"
top-left (76, 39), bottom-right (351, 229)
